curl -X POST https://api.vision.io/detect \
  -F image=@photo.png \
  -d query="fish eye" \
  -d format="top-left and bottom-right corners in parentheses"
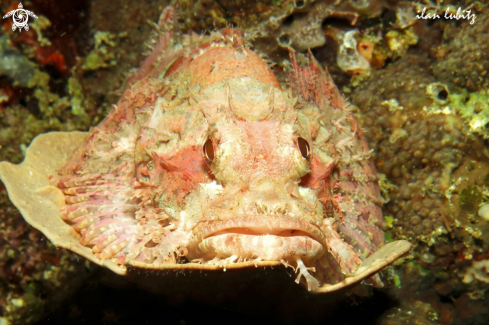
top-left (297, 137), bottom-right (310, 159)
top-left (203, 138), bottom-right (215, 163)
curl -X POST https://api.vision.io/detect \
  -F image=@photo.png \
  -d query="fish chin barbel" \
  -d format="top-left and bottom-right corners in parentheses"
top-left (0, 6), bottom-right (410, 293)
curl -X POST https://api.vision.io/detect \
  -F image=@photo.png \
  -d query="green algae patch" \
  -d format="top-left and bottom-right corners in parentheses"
top-left (449, 91), bottom-right (489, 140)
top-left (459, 185), bottom-right (482, 213)
top-left (422, 86), bottom-right (489, 140)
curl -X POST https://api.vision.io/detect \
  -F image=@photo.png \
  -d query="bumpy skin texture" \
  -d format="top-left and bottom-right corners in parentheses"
top-left (54, 7), bottom-right (386, 291)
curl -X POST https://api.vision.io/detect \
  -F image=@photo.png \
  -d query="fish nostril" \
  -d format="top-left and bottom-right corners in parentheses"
top-left (255, 198), bottom-right (289, 215)
top-left (248, 177), bottom-right (294, 215)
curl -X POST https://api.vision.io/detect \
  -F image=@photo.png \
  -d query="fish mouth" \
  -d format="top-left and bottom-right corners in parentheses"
top-left (189, 216), bottom-right (326, 262)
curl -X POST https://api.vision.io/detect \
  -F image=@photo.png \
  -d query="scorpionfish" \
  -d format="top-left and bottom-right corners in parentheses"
top-left (39, 7), bottom-right (409, 292)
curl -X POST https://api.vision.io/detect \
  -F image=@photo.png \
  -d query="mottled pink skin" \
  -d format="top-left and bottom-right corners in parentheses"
top-left (53, 7), bottom-right (387, 289)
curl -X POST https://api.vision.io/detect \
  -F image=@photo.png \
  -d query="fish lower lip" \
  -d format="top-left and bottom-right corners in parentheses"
top-left (198, 233), bottom-right (324, 261)
top-left (189, 216), bottom-right (326, 261)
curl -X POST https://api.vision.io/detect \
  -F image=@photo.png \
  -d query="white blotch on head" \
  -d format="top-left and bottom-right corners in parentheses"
top-left (199, 181), bottom-right (224, 199)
